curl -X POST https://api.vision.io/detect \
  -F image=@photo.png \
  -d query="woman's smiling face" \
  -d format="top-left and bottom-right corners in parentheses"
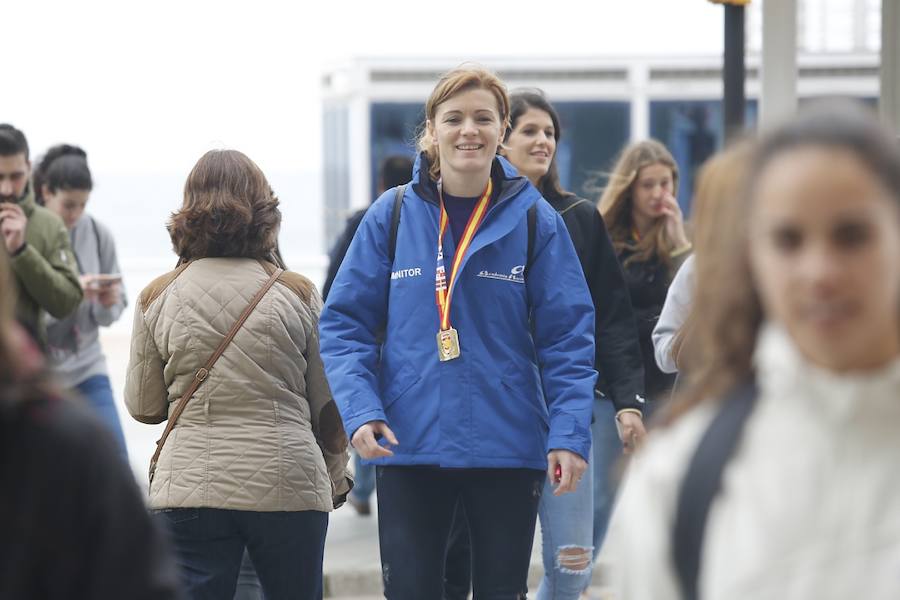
top-left (502, 107), bottom-right (557, 185)
top-left (428, 87), bottom-right (505, 185)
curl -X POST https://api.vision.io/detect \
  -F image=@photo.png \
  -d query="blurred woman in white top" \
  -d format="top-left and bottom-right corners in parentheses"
top-left (603, 100), bottom-right (900, 599)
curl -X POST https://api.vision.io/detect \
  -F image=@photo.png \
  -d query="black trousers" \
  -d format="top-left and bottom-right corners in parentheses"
top-left (376, 466), bottom-right (544, 600)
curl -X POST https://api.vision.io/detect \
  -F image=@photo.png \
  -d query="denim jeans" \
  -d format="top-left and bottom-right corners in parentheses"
top-left (154, 508), bottom-right (327, 600)
top-left (75, 374), bottom-right (128, 460)
top-left (535, 451), bottom-right (594, 600)
top-left (377, 466), bottom-right (544, 600)
top-left (350, 451), bottom-right (376, 503)
top-left (591, 397), bottom-right (623, 556)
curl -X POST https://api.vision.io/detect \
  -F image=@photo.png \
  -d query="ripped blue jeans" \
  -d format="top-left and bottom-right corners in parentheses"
top-left (535, 445), bottom-right (595, 600)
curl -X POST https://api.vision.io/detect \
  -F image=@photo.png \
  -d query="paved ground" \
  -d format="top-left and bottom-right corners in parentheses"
top-left (102, 330), bottom-right (613, 599)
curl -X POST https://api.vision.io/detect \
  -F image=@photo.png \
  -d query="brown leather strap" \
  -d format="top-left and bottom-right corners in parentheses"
top-left (148, 267), bottom-right (284, 482)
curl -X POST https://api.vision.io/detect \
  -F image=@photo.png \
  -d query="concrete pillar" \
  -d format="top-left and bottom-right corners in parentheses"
top-left (630, 63), bottom-right (650, 142)
top-left (760, 0), bottom-right (798, 129)
top-left (881, 0), bottom-right (900, 134)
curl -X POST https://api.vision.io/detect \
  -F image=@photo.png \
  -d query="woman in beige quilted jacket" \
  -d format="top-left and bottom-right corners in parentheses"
top-left (124, 149), bottom-right (351, 600)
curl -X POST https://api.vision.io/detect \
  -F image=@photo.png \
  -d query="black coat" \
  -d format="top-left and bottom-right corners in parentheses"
top-left (0, 390), bottom-right (183, 600)
top-left (545, 191), bottom-right (646, 414)
top-left (616, 243), bottom-right (690, 400)
top-left (322, 208), bottom-right (367, 301)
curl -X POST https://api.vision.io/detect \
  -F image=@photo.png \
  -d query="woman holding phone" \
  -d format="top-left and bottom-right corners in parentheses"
top-left (320, 66), bottom-right (596, 600)
top-left (33, 144), bottom-right (128, 457)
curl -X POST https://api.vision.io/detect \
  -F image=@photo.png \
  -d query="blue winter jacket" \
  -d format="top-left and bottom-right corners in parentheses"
top-left (319, 154), bottom-right (596, 470)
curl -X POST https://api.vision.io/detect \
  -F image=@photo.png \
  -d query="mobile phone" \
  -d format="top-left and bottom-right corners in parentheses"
top-left (87, 274), bottom-right (122, 289)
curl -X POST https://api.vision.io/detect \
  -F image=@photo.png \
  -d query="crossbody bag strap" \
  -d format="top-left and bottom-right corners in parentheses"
top-left (672, 378), bottom-right (758, 600)
top-left (148, 267), bottom-right (284, 482)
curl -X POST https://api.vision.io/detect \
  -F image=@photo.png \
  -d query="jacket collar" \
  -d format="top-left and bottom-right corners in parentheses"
top-left (411, 152), bottom-right (529, 207)
top-left (15, 182), bottom-right (36, 217)
top-left (754, 323), bottom-right (900, 423)
top-left (409, 152), bottom-right (541, 284)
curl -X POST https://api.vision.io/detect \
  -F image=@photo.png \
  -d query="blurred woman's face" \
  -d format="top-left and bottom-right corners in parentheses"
top-left (748, 145), bottom-right (900, 372)
top-left (503, 107), bottom-right (556, 185)
top-left (631, 162), bottom-right (675, 222)
top-left (428, 87), bottom-right (504, 185)
top-left (43, 187), bottom-right (89, 229)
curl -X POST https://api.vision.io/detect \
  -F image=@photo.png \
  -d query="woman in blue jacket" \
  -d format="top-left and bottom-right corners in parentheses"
top-left (319, 66), bottom-right (596, 599)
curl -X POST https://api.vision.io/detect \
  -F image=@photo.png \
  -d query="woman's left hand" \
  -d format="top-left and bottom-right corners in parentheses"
top-left (547, 449), bottom-right (588, 496)
top-left (660, 193), bottom-right (689, 248)
top-left (616, 412), bottom-right (647, 455)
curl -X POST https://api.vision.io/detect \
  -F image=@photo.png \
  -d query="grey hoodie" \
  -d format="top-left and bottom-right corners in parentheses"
top-left (46, 213), bottom-right (127, 389)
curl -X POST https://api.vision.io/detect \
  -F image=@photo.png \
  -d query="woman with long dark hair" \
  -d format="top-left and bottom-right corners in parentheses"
top-left (33, 144), bottom-right (129, 456)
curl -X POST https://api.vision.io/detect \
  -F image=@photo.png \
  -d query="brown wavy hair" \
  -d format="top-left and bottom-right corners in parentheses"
top-left (168, 150), bottom-right (281, 262)
top-left (598, 140), bottom-right (680, 266)
top-left (668, 99), bottom-right (900, 421)
top-left (417, 65), bottom-right (510, 182)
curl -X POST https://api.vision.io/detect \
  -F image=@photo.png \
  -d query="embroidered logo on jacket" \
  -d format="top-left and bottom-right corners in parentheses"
top-left (391, 267), bottom-right (423, 280)
top-left (476, 265), bottom-right (525, 284)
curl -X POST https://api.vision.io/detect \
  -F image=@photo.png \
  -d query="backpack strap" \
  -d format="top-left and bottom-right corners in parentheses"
top-left (672, 379), bottom-right (758, 600)
top-left (388, 184), bottom-right (406, 264)
top-left (148, 267), bottom-right (284, 484)
top-left (525, 203), bottom-right (537, 277)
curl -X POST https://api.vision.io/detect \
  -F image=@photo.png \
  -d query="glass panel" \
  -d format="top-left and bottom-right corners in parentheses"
top-left (649, 100), bottom-right (758, 215)
top-left (553, 101), bottom-right (631, 200)
top-left (370, 103), bottom-right (422, 200)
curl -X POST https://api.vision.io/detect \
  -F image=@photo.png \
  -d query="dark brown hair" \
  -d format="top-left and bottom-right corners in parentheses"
top-left (504, 89), bottom-right (571, 201)
top-left (168, 150), bottom-right (281, 262)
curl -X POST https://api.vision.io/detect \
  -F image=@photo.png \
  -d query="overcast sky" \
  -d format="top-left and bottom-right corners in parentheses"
top-left (7, 0), bottom-right (725, 178)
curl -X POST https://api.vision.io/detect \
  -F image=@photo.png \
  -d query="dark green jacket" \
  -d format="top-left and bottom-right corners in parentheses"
top-left (7, 184), bottom-right (82, 347)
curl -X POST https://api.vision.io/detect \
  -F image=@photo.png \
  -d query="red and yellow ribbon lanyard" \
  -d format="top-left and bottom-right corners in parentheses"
top-left (434, 178), bottom-right (493, 361)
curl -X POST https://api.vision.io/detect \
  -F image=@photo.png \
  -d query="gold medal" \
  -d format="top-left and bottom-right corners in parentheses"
top-left (437, 328), bottom-right (461, 361)
top-left (433, 180), bottom-right (491, 364)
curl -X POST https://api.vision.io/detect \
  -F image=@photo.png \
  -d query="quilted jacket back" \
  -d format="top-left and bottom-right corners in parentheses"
top-left (125, 258), bottom-right (351, 512)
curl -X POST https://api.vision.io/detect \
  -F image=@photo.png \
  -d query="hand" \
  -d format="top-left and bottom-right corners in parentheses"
top-left (351, 420), bottom-right (399, 460)
top-left (0, 203), bottom-right (27, 254)
top-left (547, 449), bottom-right (588, 496)
top-left (79, 274), bottom-right (100, 302)
top-left (660, 193), bottom-right (689, 248)
top-left (96, 282), bottom-right (122, 308)
top-left (616, 412), bottom-right (647, 455)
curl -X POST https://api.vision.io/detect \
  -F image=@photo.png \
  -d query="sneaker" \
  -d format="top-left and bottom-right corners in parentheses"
top-left (348, 494), bottom-right (371, 516)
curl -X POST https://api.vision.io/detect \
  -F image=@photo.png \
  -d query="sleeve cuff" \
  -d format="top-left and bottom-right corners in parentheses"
top-left (344, 408), bottom-right (388, 443)
top-left (616, 408), bottom-right (643, 421)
